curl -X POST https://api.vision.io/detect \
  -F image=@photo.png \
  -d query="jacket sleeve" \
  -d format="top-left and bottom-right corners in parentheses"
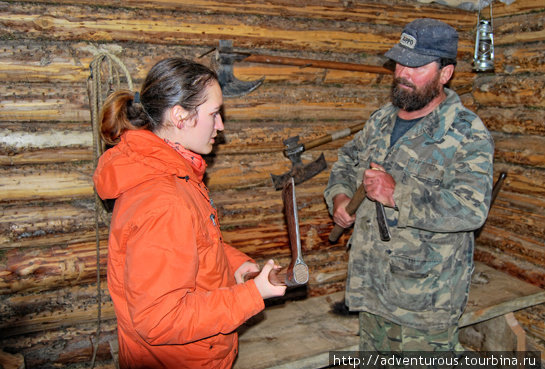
top-left (222, 242), bottom-right (255, 274)
top-left (123, 202), bottom-right (265, 345)
top-left (324, 130), bottom-right (366, 213)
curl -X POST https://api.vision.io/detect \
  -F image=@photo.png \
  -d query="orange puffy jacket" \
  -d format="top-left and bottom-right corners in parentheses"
top-left (93, 130), bottom-right (265, 369)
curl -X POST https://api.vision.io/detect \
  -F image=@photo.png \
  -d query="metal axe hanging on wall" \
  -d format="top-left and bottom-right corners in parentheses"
top-left (270, 122), bottom-right (365, 190)
top-left (216, 40), bottom-right (392, 97)
top-left (216, 40), bottom-right (265, 98)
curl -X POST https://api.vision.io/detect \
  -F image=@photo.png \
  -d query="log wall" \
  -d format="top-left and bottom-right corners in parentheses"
top-left (0, 0), bottom-right (544, 367)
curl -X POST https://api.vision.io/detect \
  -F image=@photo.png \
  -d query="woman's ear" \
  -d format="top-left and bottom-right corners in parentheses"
top-left (170, 105), bottom-right (190, 129)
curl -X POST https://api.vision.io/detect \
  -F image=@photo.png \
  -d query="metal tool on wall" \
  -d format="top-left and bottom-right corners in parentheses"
top-left (270, 122), bottom-right (366, 190)
top-left (216, 40), bottom-right (265, 98)
top-left (215, 40), bottom-right (392, 97)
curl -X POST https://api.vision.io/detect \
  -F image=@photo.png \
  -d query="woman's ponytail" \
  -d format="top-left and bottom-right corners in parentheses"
top-left (99, 90), bottom-right (149, 146)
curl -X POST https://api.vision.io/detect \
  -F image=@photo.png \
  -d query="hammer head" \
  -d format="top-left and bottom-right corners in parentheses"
top-left (216, 40), bottom-right (265, 98)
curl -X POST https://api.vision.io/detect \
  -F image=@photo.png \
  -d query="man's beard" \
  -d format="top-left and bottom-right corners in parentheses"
top-left (391, 73), bottom-right (441, 112)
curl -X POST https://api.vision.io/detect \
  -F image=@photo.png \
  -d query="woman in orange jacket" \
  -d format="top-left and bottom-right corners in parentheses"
top-left (93, 57), bottom-right (286, 369)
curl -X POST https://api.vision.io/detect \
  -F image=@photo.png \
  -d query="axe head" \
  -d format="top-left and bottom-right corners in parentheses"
top-left (271, 135), bottom-right (328, 190)
top-left (271, 153), bottom-right (327, 190)
top-left (216, 40), bottom-right (265, 98)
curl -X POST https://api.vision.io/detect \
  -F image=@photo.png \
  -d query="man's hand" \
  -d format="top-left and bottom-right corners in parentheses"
top-left (234, 261), bottom-right (260, 284)
top-left (332, 193), bottom-right (356, 228)
top-left (364, 163), bottom-right (396, 208)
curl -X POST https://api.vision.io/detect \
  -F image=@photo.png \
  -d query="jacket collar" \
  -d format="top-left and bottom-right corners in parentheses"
top-left (380, 87), bottom-right (459, 143)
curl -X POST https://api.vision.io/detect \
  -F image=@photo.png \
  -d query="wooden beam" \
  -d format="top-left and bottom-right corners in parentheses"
top-left (1, 3), bottom-right (476, 54)
top-left (5, 0), bottom-right (476, 29)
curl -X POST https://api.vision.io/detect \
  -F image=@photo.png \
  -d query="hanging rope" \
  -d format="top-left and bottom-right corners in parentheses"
top-left (87, 50), bottom-right (133, 369)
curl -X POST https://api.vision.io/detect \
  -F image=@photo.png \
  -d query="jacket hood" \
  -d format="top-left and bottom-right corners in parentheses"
top-left (93, 130), bottom-right (203, 200)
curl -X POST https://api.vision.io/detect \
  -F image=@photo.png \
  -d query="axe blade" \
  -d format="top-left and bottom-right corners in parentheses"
top-left (216, 40), bottom-right (265, 98)
top-left (271, 153), bottom-right (327, 190)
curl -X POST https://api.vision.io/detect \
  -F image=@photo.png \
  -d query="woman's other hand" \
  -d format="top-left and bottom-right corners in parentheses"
top-left (234, 261), bottom-right (260, 284)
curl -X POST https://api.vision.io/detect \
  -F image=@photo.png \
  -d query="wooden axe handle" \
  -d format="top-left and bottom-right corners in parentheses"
top-left (303, 122), bottom-right (365, 151)
top-left (328, 182), bottom-right (367, 243)
top-left (244, 54), bottom-right (392, 75)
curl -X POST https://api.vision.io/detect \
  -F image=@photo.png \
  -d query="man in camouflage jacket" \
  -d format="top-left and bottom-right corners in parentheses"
top-left (324, 19), bottom-right (494, 351)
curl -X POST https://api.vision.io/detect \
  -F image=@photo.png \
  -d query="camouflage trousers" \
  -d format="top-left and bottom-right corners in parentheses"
top-left (358, 311), bottom-right (464, 369)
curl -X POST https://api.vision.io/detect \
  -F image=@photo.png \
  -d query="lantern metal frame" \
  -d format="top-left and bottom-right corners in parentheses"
top-left (473, 0), bottom-right (495, 72)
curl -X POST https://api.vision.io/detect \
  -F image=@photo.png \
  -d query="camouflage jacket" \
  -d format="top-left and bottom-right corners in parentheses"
top-left (324, 88), bottom-right (494, 330)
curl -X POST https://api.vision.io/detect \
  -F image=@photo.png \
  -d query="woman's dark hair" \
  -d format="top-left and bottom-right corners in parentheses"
top-left (100, 58), bottom-right (218, 145)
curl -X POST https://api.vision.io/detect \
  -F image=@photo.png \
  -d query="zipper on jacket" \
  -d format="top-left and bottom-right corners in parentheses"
top-left (210, 213), bottom-right (216, 226)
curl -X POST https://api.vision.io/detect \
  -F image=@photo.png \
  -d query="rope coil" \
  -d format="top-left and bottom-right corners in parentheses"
top-left (87, 50), bottom-right (133, 369)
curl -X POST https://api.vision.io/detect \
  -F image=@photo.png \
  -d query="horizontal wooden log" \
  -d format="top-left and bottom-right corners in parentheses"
top-left (0, 164), bottom-right (94, 203)
top-left (514, 304), bottom-right (545, 343)
top-left (0, 319), bottom-right (118, 368)
top-left (0, 200), bottom-right (97, 246)
top-left (494, 12), bottom-right (545, 46)
top-left (492, 163), bottom-right (545, 198)
top-left (493, 0), bottom-right (545, 17)
top-left (0, 148), bottom-right (92, 166)
top-left (493, 133), bottom-right (545, 169)
top-left (473, 74), bottom-right (545, 108)
top-left (494, 43), bottom-right (545, 75)
top-left (474, 245), bottom-right (545, 289)
top-left (477, 106), bottom-right (545, 136)
top-left (8, 0), bottom-right (476, 29)
top-left (0, 238), bottom-right (108, 294)
top-left (0, 282), bottom-right (112, 333)
top-left (480, 190), bottom-right (545, 241)
top-left (0, 3), bottom-right (476, 55)
top-left (477, 224), bottom-right (545, 268)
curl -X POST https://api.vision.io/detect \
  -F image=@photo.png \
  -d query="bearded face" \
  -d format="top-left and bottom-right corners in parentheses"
top-left (391, 70), bottom-right (441, 112)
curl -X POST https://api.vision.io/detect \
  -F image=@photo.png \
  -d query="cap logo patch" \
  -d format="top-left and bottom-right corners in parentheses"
top-left (400, 33), bottom-right (417, 49)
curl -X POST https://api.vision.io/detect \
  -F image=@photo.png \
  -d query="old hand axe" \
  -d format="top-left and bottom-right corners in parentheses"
top-left (271, 122), bottom-right (365, 190)
top-left (245, 177), bottom-right (309, 287)
top-left (215, 40), bottom-right (392, 97)
top-left (216, 40), bottom-right (265, 98)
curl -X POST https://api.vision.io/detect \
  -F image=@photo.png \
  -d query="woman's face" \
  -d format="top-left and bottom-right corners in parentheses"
top-left (179, 80), bottom-right (224, 155)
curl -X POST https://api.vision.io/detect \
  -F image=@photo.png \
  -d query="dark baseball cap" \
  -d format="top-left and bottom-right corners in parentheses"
top-left (385, 18), bottom-right (458, 67)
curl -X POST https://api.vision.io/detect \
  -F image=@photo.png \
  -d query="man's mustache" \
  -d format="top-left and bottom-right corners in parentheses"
top-left (394, 77), bottom-right (416, 90)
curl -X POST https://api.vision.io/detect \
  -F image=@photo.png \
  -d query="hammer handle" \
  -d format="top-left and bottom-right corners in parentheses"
top-left (243, 267), bottom-right (287, 286)
top-left (244, 54), bottom-right (392, 75)
top-left (328, 182), bottom-right (367, 243)
top-left (303, 122), bottom-right (365, 152)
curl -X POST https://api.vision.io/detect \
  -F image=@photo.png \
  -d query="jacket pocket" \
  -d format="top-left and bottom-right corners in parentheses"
top-left (405, 158), bottom-right (444, 186)
top-left (383, 253), bottom-right (444, 312)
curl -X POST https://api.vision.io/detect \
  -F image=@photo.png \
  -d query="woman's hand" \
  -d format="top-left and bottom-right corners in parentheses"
top-left (234, 261), bottom-right (260, 284)
top-left (254, 260), bottom-right (287, 299)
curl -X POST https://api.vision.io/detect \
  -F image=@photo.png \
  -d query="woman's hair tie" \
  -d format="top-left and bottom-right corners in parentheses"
top-left (134, 92), bottom-right (141, 104)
